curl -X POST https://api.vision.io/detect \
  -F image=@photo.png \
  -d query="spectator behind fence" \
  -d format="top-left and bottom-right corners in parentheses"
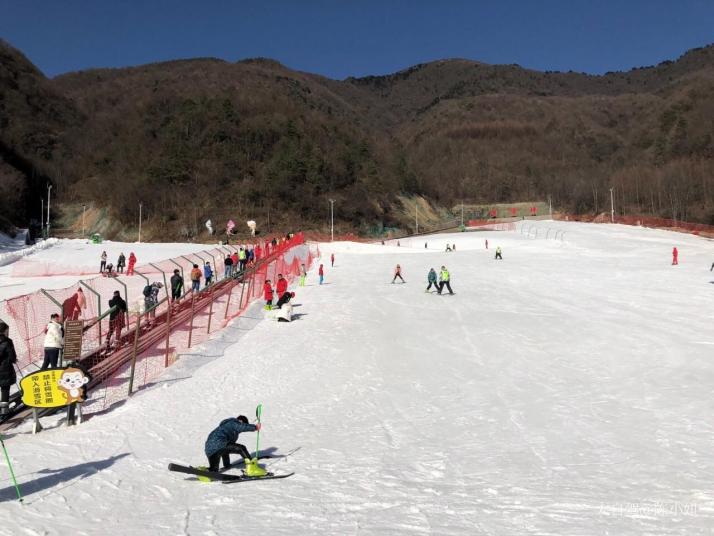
top-left (41, 313), bottom-right (64, 370)
top-left (0, 321), bottom-right (17, 416)
top-left (190, 264), bottom-right (202, 292)
top-left (106, 291), bottom-right (127, 349)
top-left (171, 269), bottom-right (184, 302)
top-left (143, 282), bottom-right (163, 321)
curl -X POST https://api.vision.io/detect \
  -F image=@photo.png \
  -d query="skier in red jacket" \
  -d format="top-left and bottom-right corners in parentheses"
top-left (127, 252), bottom-right (137, 275)
top-left (263, 280), bottom-right (274, 309)
top-left (672, 247), bottom-right (678, 265)
top-left (276, 274), bottom-right (288, 295)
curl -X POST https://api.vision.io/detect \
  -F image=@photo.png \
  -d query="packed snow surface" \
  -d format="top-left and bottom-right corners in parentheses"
top-left (2, 221), bottom-right (714, 535)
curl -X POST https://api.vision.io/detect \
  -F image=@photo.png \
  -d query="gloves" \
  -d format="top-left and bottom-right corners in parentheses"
top-left (255, 423), bottom-right (262, 431)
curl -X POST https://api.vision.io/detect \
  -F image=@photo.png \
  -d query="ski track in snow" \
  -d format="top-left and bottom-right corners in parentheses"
top-left (1, 221), bottom-right (714, 535)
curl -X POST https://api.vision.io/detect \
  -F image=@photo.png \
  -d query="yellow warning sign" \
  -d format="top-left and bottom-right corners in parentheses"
top-left (20, 367), bottom-right (91, 408)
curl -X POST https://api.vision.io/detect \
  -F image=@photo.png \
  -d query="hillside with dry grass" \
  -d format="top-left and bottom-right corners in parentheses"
top-left (1, 38), bottom-right (713, 237)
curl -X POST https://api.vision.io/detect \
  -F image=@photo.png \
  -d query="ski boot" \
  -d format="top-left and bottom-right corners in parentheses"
top-left (196, 466), bottom-right (212, 482)
top-left (0, 402), bottom-right (9, 416)
top-left (243, 458), bottom-right (267, 478)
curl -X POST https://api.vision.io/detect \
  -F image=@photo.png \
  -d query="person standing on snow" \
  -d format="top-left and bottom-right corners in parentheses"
top-left (41, 313), bottom-right (64, 369)
top-left (170, 269), bottom-right (184, 302)
top-left (223, 255), bottom-right (233, 279)
top-left (100, 251), bottom-right (107, 273)
top-left (392, 264), bottom-right (405, 283)
top-left (263, 279), bottom-right (274, 309)
top-left (190, 264), bottom-right (202, 293)
top-left (299, 264), bottom-right (307, 287)
top-left (276, 274), bottom-right (288, 296)
top-left (672, 247), bottom-right (678, 265)
top-left (485, 239), bottom-right (488, 249)
top-left (495, 246), bottom-right (503, 260)
top-left (203, 262), bottom-right (213, 287)
top-left (117, 252), bottom-right (126, 274)
top-left (426, 268), bottom-right (438, 292)
top-left (127, 252), bottom-right (137, 275)
top-left (0, 322), bottom-right (18, 416)
top-left (438, 266), bottom-right (454, 295)
top-left (204, 415), bottom-right (261, 472)
top-left (319, 264), bottom-right (324, 285)
top-left (331, 253), bottom-right (335, 267)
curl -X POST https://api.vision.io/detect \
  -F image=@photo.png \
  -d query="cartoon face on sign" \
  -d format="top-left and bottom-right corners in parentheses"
top-left (57, 367), bottom-right (90, 403)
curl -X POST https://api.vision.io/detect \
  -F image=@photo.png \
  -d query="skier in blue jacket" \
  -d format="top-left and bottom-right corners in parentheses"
top-left (425, 268), bottom-right (438, 292)
top-left (204, 415), bottom-right (261, 471)
top-left (203, 262), bottom-right (213, 287)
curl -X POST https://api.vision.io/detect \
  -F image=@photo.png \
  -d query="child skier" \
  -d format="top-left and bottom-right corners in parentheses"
top-left (672, 247), bottom-right (678, 265)
top-left (299, 264), bottom-right (307, 286)
top-left (263, 280), bottom-right (274, 309)
top-left (426, 268), bottom-right (438, 292)
top-left (392, 264), bottom-right (405, 283)
top-left (204, 415), bottom-right (262, 473)
top-left (331, 253), bottom-right (335, 267)
top-left (127, 252), bottom-right (137, 275)
top-left (495, 247), bottom-right (502, 260)
top-left (438, 266), bottom-right (454, 295)
top-left (319, 264), bottom-right (324, 285)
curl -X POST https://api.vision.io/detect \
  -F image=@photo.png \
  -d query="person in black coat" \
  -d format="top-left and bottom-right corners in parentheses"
top-left (170, 269), bottom-right (184, 302)
top-left (106, 291), bottom-right (128, 348)
top-left (0, 321), bottom-right (18, 415)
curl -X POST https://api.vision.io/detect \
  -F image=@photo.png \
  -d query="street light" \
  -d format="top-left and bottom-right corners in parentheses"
top-left (329, 199), bottom-right (335, 242)
top-left (82, 204), bottom-right (86, 237)
top-left (609, 188), bottom-right (615, 223)
top-left (415, 203), bottom-right (419, 234)
top-left (138, 202), bottom-right (143, 243)
top-left (46, 184), bottom-right (52, 236)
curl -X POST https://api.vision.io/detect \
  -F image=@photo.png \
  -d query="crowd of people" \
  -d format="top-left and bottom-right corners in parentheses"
top-left (100, 251), bottom-right (136, 276)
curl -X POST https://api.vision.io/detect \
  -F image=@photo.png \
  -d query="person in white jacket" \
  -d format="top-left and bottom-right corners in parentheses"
top-left (41, 314), bottom-right (64, 370)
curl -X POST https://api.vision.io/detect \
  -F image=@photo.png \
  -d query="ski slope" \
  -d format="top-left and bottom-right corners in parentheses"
top-left (1, 222), bottom-right (714, 535)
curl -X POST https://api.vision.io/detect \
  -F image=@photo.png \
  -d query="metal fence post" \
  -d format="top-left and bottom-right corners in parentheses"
top-left (128, 312), bottom-right (141, 396)
top-left (164, 298), bottom-right (172, 367)
top-left (80, 280), bottom-right (102, 346)
top-left (188, 293), bottom-right (196, 348)
top-left (206, 285), bottom-right (215, 334)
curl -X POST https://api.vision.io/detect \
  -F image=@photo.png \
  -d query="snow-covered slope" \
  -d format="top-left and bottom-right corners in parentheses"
top-left (1, 222), bottom-right (713, 535)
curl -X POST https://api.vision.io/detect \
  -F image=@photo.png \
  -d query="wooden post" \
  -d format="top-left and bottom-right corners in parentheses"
top-left (128, 313), bottom-right (141, 396)
top-left (188, 293), bottom-right (196, 348)
top-left (164, 299), bottom-right (172, 368)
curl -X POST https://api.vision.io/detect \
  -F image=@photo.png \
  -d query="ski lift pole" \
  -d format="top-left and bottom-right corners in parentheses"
top-left (0, 434), bottom-right (22, 502)
top-left (255, 403), bottom-right (263, 459)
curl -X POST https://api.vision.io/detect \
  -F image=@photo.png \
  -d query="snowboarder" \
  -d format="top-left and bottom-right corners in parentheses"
top-left (100, 251), bottom-right (107, 273)
top-left (426, 268), bottom-right (438, 292)
top-left (106, 291), bottom-right (127, 348)
top-left (331, 253), bottom-right (335, 267)
top-left (204, 415), bottom-right (261, 472)
top-left (127, 252), bottom-right (137, 275)
top-left (0, 321), bottom-right (17, 416)
top-left (41, 313), bottom-right (64, 370)
top-left (299, 264), bottom-right (307, 287)
top-left (190, 264), bottom-right (202, 292)
top-left (495, 246), bottom-right (502, 260)
top-left (672, 247), bottom-right (678, 265)
top-left (117, 252), bottom-right (126, 274)
top-left (392, 264), bottom-right (405, 283)
top-left (276, 274), bottom-right (288, 296)
top-left (204, 262), bottom-right (213, 287)
top-left (438, 266), bottom-right (454, 295)
top-left (170, 269), bottom-right (183, 302)
top-left (319, 264), bottom-right (324, 285)
top-left (263, 280), bottom-right (274, 309)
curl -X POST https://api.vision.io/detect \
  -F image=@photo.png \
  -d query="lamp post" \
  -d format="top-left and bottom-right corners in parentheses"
top-left (46, 184), bottom-right (52, 236)
top-left (609, 188), bottom-right (615, 223)
top-left (82, 204), bottom-right (86, 237)
top-left (461, 201), bottom-right (464, 227)
top-left (138, 202), bottom-right (142, 243)
top-left (548, 195), bottom-right (552, 219)
top-left (329, 199), bottom-right (335, 242)
top-left (415, 203), bottom-right (419, 234)
top-left (41, 199), bottom-right (44, 231)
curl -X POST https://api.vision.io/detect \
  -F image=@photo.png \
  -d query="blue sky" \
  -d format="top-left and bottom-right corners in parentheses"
top-left (1, 1), bottom-right (713, 79)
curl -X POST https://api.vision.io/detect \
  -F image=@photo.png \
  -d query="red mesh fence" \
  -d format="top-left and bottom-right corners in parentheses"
top-left (558, 213), bottom-right (714, 238)
top-left (81, 235), bottom-right (319, 416)
top-left (467, 220), bottom-right (517, 231)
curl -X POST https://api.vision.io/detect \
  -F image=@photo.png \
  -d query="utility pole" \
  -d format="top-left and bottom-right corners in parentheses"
top-left (548, 195), bottom-right (552, 219)
top-left (415, 203), bottom-right (419, 234)
top-left (46, 184), bottom-right (52, 237)
top-left (609, 188), bottom-right (615, 223)
top-left (41, 199), bottom-right (44, 231)
top-left (461, 201), bottom-right (464, 227)
top-left (82, 204), bottom-right (86, 237)
top-left (329, 199), bottom-right (335, 242)
top-left (138, 202), bottom-right (142, 243)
